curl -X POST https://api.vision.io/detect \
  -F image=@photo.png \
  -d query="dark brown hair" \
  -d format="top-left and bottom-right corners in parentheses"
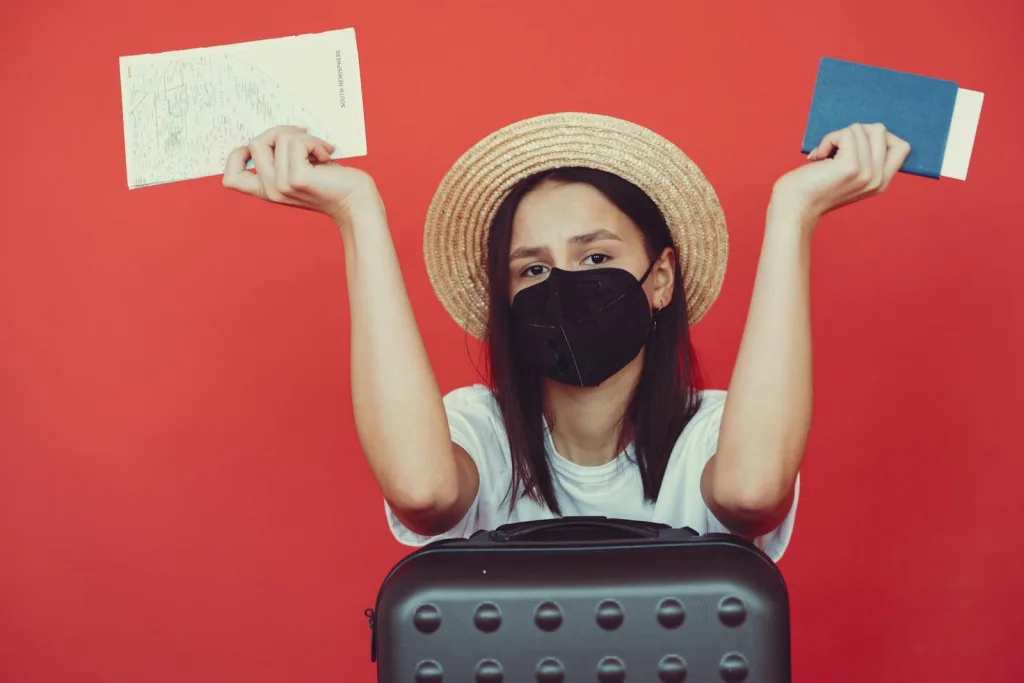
top-left (484, 167), bottom-right (703, 514)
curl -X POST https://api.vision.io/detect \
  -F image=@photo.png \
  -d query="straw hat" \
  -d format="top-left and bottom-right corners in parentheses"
top-left (423, 112), bottom-right (728, 340)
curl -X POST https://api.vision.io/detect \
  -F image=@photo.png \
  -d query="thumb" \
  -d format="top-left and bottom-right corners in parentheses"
top-left (807, 129), bottom-right (847, 161)
top-left (222, 145), bottom-right (262, 196)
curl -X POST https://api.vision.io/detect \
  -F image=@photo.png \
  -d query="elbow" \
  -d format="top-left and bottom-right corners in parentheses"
top-left (374, 440), bottom-right (478, 538)
top-left (708, 457), bottom-right (797, 535)
top-left (712, 481), bottom-right (790, 520)
top-left (388, 483), bottom-right (459, 518)
top-left (709, 440), bottom-right (803, 519)
top-left (386, 482), bottom-right (464, 536)
top-left (710, 482), bottom-right (794, 540)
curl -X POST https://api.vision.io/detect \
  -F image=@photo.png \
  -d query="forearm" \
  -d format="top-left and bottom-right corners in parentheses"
top-left (336, 199), bottom-right (472, 524)
top-left (701, 123), bottom-right (909, 538)
top-left (709, 197), bottom-right (814, 523)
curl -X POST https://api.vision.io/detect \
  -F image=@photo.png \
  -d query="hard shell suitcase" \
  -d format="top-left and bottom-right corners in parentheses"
top-left (368, 516), bottom-right (791, 683)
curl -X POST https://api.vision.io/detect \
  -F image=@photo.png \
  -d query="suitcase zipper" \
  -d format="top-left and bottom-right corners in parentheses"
top-left (364, 607), bottom-right (377, 663)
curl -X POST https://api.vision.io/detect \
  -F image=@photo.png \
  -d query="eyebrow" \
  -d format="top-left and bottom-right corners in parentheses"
top-left (508, 229), bottom-right (623, 262)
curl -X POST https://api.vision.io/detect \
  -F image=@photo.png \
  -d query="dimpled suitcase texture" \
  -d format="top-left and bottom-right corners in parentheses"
top-left (367, 517), bottom-right (790, 683)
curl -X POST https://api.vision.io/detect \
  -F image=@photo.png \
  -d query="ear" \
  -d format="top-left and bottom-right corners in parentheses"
top-left (651, 246), bottom-right (676, 310)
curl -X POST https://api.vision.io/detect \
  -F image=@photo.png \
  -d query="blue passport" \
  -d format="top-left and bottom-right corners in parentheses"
top-left (801, 57), bottom-right (960, 179)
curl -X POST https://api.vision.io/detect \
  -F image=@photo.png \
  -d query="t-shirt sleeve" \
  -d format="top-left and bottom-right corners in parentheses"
top-left (689, 392), bottom-right (800, 562)
top-left (383, 385), bottom-right (502, 547)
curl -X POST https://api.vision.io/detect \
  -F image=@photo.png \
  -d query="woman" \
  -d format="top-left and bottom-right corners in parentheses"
top-left (222, 113), bottom-right (910, 561)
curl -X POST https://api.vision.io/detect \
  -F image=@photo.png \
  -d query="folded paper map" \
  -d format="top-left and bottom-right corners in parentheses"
top-left (119, 28), bottom-right (365, 189)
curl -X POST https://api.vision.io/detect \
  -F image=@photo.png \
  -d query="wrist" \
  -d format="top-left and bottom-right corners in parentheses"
top-left (767, 188), bottom-right (820, 235)
top-left (329, 188), bottom-right (388, 236)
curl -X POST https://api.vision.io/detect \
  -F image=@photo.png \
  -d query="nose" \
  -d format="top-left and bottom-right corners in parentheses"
top-left (551, 255), bottom-right (584, 272)
top-left (543, 291), bottom-right (562, 320)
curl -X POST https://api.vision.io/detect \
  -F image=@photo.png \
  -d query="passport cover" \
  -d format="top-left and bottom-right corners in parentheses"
top-left (802, 57), bottom-right (959, 179)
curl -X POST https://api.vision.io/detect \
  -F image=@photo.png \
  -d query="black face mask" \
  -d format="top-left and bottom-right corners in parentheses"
top-left (511, 263), bottom-right (656, 387)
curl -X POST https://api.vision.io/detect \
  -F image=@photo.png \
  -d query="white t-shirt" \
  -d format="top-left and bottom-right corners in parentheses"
top-left (385, 385), bottom-right (799, 562)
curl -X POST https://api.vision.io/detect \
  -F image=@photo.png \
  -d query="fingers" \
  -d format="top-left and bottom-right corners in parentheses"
top-left (790, 123), bottom-right (910, 217)
top-left (274, 134), bottom-right (292, 196)
top-left (248, 136), bottom-right (278, 198)
top-left (864, 123), bottom-right (887, 190)
top-left (251, 125), bottom-right (307, 146)
top-left (809, 129), bottom-right (841, 161)
top-left (310, 140), bottom-right (334, 163)
top-left (289, 134), bottom-right (335, 187)
top-left (882, 133), bottom-right (911, 189)
top-left (221, 126), bottom-right (336, 204)
top-left (279, 133), bottom-right (335, 195)
top-left (812, 127), bottom-right (859, 168)
top-left (299, 134), bottom-right (335, 162)
top-left (249, 125), bottom-right (308, 198)
top-left (224, 144), bottom-right (251, 177)
top-left (849, 124), bottom-right (871, 184)
top-left (813, 123), bottom-right (908, 194)
top-left (288, 135), bottom-right (317, 190)
top-left (222, 145), bottom-right (261, 195)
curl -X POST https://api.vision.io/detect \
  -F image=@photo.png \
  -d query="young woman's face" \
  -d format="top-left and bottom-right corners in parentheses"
top-left (507, 180), bottom-right (676, 307)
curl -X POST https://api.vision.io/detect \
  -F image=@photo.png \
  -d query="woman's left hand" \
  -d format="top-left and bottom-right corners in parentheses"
top-left (770, 122), bottom-right (912, 227)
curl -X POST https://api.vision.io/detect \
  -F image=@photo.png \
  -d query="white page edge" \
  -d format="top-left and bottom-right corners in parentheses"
top-left (940, 88), bottom-right (984, 181)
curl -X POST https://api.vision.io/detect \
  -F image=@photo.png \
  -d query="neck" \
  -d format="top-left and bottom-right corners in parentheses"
top-left (543, 352), bottom-right (644, 467)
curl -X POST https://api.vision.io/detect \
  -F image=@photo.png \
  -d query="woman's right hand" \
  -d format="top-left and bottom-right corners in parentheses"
top-left (222, 125), bottom-right (383, 228)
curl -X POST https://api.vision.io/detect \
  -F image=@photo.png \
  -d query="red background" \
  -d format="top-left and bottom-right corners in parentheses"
top-left (2, 1), bottom-right (1022, 681)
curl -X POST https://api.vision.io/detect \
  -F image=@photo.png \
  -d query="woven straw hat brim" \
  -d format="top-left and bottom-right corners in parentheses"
top-left (424, 112), bottom-right (728, 340)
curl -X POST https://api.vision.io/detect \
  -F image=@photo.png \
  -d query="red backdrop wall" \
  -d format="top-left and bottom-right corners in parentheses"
top-left (2, 1), bottom-right (1022, 681)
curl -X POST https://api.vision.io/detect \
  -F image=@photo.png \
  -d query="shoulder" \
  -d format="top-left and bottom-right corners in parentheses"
top-left (443, 384), bottom-right (501, 419)
top-left (687, 389), bottom-right (727, 431)
top-left (671, 389), bottom-right (727, 462)
top-left (443, 384), bottom-right (509, 469)
top-left (695, 389), bottom-right (727, 414)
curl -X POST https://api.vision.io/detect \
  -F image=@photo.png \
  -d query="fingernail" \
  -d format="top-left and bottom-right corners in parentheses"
top-left (807, 151), bottom-right (817, 160)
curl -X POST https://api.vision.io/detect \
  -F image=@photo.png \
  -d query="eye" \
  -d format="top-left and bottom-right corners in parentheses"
top-left (520, 264), bottom-right (549, 278)
top-left (583, 253), bottom-right (611, 266)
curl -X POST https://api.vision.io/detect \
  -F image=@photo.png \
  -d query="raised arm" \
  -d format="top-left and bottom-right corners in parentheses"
top-left (702, 123), bottom-right (911, 538)
top-left (222, 126), bottom-right (478, 536)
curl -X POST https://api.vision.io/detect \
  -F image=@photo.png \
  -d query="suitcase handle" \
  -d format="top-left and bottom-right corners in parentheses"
top-left (488, 516), bottom-right (695, 543)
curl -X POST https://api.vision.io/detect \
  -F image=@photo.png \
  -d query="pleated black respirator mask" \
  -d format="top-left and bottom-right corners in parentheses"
top-left (510, 263), bottom-right (656, 387)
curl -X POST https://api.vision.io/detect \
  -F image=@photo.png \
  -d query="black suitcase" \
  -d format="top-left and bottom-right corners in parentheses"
top-left (367, 517), bottom-right (790, 683)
